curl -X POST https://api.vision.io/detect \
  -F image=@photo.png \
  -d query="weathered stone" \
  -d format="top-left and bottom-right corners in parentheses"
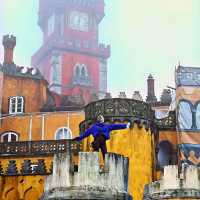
top-left (41, 152), bottom-right (132, 200)
top-left (143, 165), bottom-right (200, 199)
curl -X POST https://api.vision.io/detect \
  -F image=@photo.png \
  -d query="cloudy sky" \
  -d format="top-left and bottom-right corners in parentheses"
top-left (1, 0), bottom-right (200, 99)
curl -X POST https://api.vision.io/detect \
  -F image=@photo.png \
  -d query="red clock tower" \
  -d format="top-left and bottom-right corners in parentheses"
top-left (31, 0), bottom-right (110, 104)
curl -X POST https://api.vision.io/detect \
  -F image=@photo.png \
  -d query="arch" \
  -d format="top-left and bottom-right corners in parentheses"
top-left (195, 100), bottom-right (200, 129)
top-left (1, 131), bottom-right (19, 142)
top-left (73, 63), bottom-right (81, 76)
top-left (81, 65), bottom-right (86, 77)
top-left (74, 63), bottom-right (81, 77)
top-left (55, 127), bottom-right (72, 140)
top-left (157, 140), bottom-right (173, 168)
top-left (177, 100), bottom-right (193, 130)
top-left (75, 65), bottom-right (80, 77)
top-left (24, 187), bottom-right (39, 200)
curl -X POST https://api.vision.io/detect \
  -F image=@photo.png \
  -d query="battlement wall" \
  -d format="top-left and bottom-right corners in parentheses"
top-left (42, 152), bottom-right (132, 200)
top-left (144, 165), bottom-right (200, 199)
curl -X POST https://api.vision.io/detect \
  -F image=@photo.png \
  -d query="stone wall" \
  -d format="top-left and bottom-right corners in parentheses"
top-left (41, 152), bottom-right (132, 200)
top-left (144, 165), bottom-right (200, 199)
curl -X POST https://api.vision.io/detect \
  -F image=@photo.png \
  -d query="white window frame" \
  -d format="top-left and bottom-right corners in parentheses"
top-left (9, 96), bottom-right (24, 114)
top-left (1, 132), bottom-right (19, 142)
top-left (55, 127), bottom-right (72, 140)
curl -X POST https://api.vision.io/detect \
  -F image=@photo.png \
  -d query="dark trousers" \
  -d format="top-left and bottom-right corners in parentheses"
top-left (92, 134), bottom-right (107, 160)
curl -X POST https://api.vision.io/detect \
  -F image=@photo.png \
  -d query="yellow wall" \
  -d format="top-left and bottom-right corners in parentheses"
top-left (83, 125), bottom-right (155, 200)
top-left (0, 156), bottom-right (51, 200)
top-left (0, 111), bottom-right (84, 200)
top-left (0, 176), bottom-right (45, 200)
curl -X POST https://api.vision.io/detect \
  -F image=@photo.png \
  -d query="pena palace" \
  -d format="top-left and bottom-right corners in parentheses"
top-left (1, 1), bottom-right (200, 200)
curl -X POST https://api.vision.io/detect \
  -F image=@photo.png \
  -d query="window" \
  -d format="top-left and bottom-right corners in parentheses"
top-left (75, 64), bottom-right (80, 77)
top-left (55, 127), bottom-right (72, 140)
top-left (196, 103), bottom-right (200, 129)
top-left (178, 101), bottom-right (192, 130)
top-left (48, 14), bottom-right (55, 36)
top-left (1, 132), bottom-right (19, 142)
top-left (9, 96), bottom-right (24, 114)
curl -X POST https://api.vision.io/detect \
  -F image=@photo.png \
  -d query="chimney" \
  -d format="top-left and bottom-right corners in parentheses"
top-left (2, 35), bottom-right (16, 65)
top-left (146, 74), bottom-right (157, 103)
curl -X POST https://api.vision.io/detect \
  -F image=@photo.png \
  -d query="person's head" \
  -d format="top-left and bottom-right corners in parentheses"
top-left (96, 115), bottom-right (104, 123)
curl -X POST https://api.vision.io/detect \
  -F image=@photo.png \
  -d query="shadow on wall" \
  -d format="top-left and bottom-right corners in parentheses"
top-left (157, 140), bottom-right (174, 168)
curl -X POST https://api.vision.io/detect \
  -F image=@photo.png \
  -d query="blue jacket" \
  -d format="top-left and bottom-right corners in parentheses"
top-left (76, 122), bottom-right (127, 141)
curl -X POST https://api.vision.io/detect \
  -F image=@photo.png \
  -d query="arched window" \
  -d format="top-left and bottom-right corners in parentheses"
top-left (48, 14), bottom-right (55, 36)
top-left (1, 132), bottom-right (19, 142)
top-left (178, 101), bottom-right (193, 130)
top-left (196, 102), bottom-right (200, 129)
top-left (81, 66), bottom-right (86, 77)
top-left (73, 63), bottom-right (81, 77)
top-left (55, 127), bottom-right (72, 140)
top-left (75, 64), bottom-right (80, 77)
top-left (157, 140), bottom-right (173, 168)
top-left (9, 96), bottom-right (24, 114)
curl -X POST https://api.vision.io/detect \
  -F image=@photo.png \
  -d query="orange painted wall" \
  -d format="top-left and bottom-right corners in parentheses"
top-left (0, 111), bottom-right (84, 141)
top-left (159, 130), bottom-right (177, 146)
top-left (2, 75), bottom-right (47, 114)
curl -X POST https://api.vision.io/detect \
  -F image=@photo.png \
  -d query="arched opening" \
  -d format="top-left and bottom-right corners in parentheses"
top-left (1, 132), bottom-right (19, 142)
top-left (81, 66), bottom-right (86, 77)
top-left (178, 100), bottom-right (193, 130)
top-left (196, 102), bottom-right (200, 129)
top-left (55, 127), bottom-right (72, 140)
top-left (75, 65), bottom-right (80, 77)
top-left (157, 140), bottom-right (173, 168)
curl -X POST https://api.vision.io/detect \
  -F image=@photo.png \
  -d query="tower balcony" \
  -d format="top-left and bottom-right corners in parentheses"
top-left (31, 37), bottom-right (110, 66)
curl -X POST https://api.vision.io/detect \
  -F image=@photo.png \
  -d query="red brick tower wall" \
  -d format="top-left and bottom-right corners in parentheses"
top-left (31, 0), bottom-right (110, 104)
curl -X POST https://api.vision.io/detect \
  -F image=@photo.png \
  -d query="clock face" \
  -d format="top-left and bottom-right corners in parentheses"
top-left (70, 11), bottom-right (89, 32)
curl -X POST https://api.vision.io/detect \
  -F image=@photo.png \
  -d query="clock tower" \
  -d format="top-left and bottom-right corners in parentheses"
top-left (31, 0), bottom-right (110, 104)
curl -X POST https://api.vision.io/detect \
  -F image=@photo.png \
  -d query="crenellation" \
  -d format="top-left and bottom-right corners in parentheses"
top-left (144, 165), bottom-right (200, 199)
top-left (2, 35), bottom-right (16, 49)
top-left (42, 152), bottom-right (132, 199)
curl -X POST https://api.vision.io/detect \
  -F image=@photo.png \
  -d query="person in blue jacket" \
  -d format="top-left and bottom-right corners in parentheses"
top-left (74, 115), bottom-right (131, 160)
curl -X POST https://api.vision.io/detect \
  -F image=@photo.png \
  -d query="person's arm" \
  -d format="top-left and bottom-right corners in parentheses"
top-left (74, 126), bottom-right (93, 141)
top-left (108, 123), bottom-right (129, 131)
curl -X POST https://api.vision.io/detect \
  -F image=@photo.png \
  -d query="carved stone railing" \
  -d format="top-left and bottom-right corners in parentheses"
top-left (80, 98), bottom-right (154, 132)
top-left (155, 111), bottom-right (176, 130)
top-left (80, 98), bottom-right (176, 132)
top-left (0, 140), bottom-right (82, 157)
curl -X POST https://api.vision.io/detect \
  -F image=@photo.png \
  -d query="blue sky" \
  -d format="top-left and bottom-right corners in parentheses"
top-left (1, 0), bottom-right (200, 99)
